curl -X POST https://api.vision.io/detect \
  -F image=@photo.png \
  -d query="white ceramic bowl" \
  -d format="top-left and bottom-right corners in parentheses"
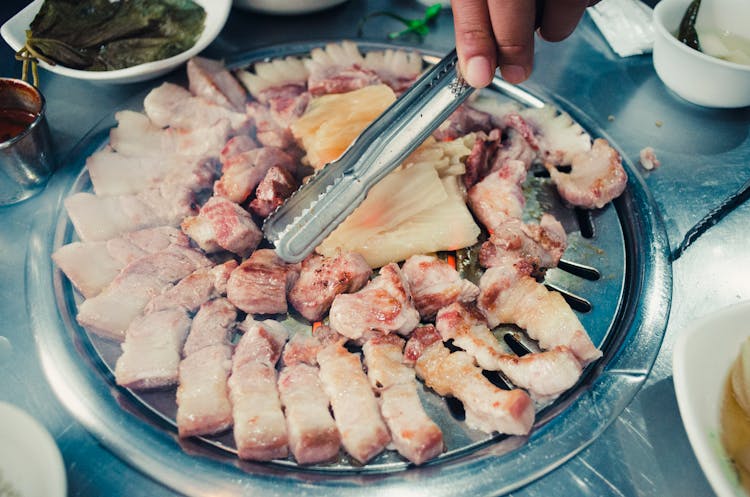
top-left (232, 0), bottom-right (349, 15)
top-left (673, 300), bottom-right (750, 497)
top-left (0, 402), bottom-right (66, 497)
top-left (652, 0), bottom-right (750, 108)
top-left (0, 0), bottom-right (231, 84)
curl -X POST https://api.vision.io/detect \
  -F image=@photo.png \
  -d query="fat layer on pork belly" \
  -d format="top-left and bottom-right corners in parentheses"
top-left (410, 330), bottom-right (535, 435)
top-left (288, 252), bottom-right (372, 322)
top-left (176, 343), bottom-right (234, 438)
top-left (328, 263), bottom-right (419, 340)
top-left (144, 82), bottom-right (251, 132)
top-left (87, 148), bottom-right (217, 197)
top-left (183, 298), bottom-right (238, 357)
top-left (65, 182), bottom-right (196, 243)
top-left (181, 196), bottom-right (262, 258)
top-left (229, 318), bottom-right (289, 461)
top-left (227, 249), bottom-right (301, 315)
top-left (435, 302), bottom-right (582, 397)
top-left (146, 260), bottom-right (238, 315)
top-left (53, 224), bottom-right (185, 300)
top-left (77, 244), bottom-right (212, 340)
top-left (187, 57), bottom-right (248, 112)
top-left (214, 146), bottom-right (298, 204)
top-left (401, 254), bottom-right (479, 321)
top-left (317, 341), bottom-right (391, 464)
top-left (278, 363), bottom-right (341, 464)
top-left (114, 308), bottom-right (192, 390)
top-left (109, 110), bottom-right (231, 160)
top-left (478, 265), bottom-right (602, 365)
top-left (362, 335), bottom-right (444, 465)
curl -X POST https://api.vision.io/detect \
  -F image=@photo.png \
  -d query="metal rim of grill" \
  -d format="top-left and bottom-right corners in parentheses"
top-left (26, 41), bottom-right (672, 497)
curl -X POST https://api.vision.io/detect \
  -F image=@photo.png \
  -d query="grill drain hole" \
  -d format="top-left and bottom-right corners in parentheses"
top-left (545, 283), bottom-right (593, 313)
top-left (445, 396), bottom-right (466, 421)
top-left (558, 259), bottom-right (601, 281)
top-left (504, 333), bottom-right (531, 356)
top-left (575, 208), bottom-right (595, 238)
top-left (482, 370), bottom-right (512, 390)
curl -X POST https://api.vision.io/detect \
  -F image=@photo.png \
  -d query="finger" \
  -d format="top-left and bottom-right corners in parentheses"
top-left (486, 0), bottom-right (536, 84)
top-left (538, 0), bottom-right (590, 42)
top-left (452, 0), bottom-right (497, 88)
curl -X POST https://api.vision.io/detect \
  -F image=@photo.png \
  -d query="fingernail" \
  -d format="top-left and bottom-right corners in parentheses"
top-left (464, 56), bottom-right (492, 88)
top-left (500, 65), bottom-right (527, 84)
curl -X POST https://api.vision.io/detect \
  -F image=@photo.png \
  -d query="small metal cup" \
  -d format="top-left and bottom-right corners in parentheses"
top-left (0, 78), bottom-right (55, 205)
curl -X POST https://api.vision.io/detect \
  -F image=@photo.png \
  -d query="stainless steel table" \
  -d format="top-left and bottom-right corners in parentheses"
top-left (1, 1), bottom-right (748, 495)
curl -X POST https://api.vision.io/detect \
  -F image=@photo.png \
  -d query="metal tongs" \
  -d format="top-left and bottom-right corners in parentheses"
top-left (262, 49), bottom-right (474, 263)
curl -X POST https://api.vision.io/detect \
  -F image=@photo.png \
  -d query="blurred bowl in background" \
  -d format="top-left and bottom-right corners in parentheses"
top-left (0, 0), bottom-right (231, 85)
top-left (232, 0), bottom-right (350, 15)
top-left (652, 0), bottom-right (750, 108)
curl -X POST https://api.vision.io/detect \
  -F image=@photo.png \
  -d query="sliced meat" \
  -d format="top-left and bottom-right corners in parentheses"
top-left (181, 196), bottom-right (262, 258)
top-left (77, 245), bottom-right (212, 340)
top-left (226, 249), bottom-right (301, 315)
top-left (477, 265), bottom-right (602, 365)
top-left (182, 298), bottom-right (238, 357)
top-left (403, 325), bottom-right (442, 367)
top-left (546, 138), bottom-right (628, 210)
top-left (146, 260), bottom-right (238, 314)
top-left (246, 102), bottom-right (297, 150)
top-left (228, 319), bottom-right (289, 461)
top-left (288, 252), bottom-right (372, 322)
top-left (248, 165), bottom-right (297, 218)
top-left (305, 42), bottom-right (380, 96)
top-left (467, 160), bottom-right (527, 231)
top-left (187, 57), bottom-right (247, 112)
top-left (329, 263), bottom-right (420, 340)
top-left (64, 183), bottom-right (197, 242)
top-left (435, 302), bottom-right (582, 397)
top-left (413, 340), bottom-right (535, 435)
top-left (114, 309), bottom-right (191, 390)
top-left (176, 344), bottom-right (234, 438)
top-left (432, 104), bottom-right (493, 141)
top-left (278, 363), bottom-right (341, 464)
top-left (220, 135), bottom-right (258, 164)
top-left (401, 255), bottom-right (479, 320)
top-left (362, 335), bottom-right (444, 465)
top-left (214, 146), bottom-right (297, 204)
top-left (317, 341), bottom-right (391, 464)
top-left (281, 326), bottom-right (345, 367)
top-left (463, 129), bottom-right (501, 188)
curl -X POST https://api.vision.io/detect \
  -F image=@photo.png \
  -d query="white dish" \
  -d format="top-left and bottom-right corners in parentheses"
top-left (0, 402), bottom-right (66, 497)
top-left (0, 0), bottom-right (231, 84)
top-left (232, 0), bottom-right (349, 15)
top-left (673, 300), bottom-right (750, 497)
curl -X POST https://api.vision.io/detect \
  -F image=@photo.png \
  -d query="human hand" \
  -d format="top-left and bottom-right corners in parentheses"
top-left (452, 0), bottom-right (598, 88)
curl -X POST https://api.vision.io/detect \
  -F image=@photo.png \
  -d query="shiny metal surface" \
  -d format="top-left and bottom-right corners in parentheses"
top-left (1, 1), bottom-right (748, 496)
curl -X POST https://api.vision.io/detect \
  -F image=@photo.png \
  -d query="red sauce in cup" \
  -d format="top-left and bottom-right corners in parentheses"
top-left (0, 108), bottom-right (37, 142)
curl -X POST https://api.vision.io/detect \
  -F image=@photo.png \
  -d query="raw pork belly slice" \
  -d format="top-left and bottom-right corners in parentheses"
top-left (77, 245), bottom-right (212, 340)
top-left (53, 227), bottom-right (188, 299)
top-left (64, 183), bottom-right (196, 242)
top-left (229, 319), bottom-right (289, 460)
top-left (248, 165), bottom-right (297, 218)
top-left (304, 42), bottom-right (380, 96)
top-left (187, 57), bottom-right (248, 112)
top-left (114, 308), bottom-right (191, 390)
top-left (328, 263), bottom-right (419, 340)
top-left (214, 146), bottom-right (297, 204)
top-left (176, 344), bottom-right (234, 438)
top-left (288, 252), bottom-right (372, 322)
top-left (86, 149), bottom-right (216, 196)
top-left (146, 260), bottom-right (238, 314)
top-left (477, 265), bottom-right (602, 365)
top-left (362, 335), bottom-right (444, 465)
top-left (181, 196), bottom-right (262, 257)
top-left (278, 363), bottom-right (341, 464)
top-left (109, 111), bottom-right (232, 160)
top-left (183, 298), bottom-right (238, 357)
top-left (227, 249), bottom-right (301, 315)
top-left (317, 341), bottom-right (391, 464)
top-left (361, 48), bottom-right (422, 93)
top-left (413, 339), bottom-right (535, 435)
top-left (144, 82), bottom-right (250, 131)
top-left (545, 138), bottom-right (628, 210)
top-left (435, 302), bottom-right (582, 397)
top-left (401, 255), bottom-right (479, 320)
top-left (235, 55), bottom-right (309, 103)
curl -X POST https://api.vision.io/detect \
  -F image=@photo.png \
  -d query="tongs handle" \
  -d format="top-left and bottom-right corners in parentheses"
top-left (263, 49), bottom-right (474, 262)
